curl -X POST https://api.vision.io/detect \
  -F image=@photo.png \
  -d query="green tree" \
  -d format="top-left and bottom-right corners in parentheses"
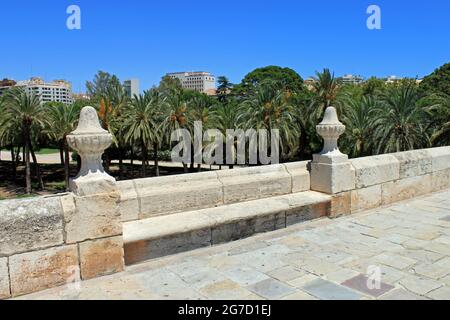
top-left (86, 71), bottom-right (122, 100)
top-left (216, 76), bottom-right (233, 102)
top-left (2, 88), bottom-right (47, 193)
top-left (44, 103), bottom-right (80, 190)
top-left (234, 66), bottom-right (304, 96)
top-left (312, 68), bottom-right (339, 110)
top-left (419, 62), bottom-right (450, 96)
top-left (373, 84), bottom-right (432, 153)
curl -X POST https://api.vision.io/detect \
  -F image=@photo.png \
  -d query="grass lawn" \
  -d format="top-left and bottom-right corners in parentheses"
top-left (1, 148), bottom-right (59, 155)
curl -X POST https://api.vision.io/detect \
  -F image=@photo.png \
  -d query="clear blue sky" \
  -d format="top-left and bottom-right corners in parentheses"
top-left (0, 0), bottom-right (449, 93)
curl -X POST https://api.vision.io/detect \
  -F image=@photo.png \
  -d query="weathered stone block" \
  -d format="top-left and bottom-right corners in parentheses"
top-left (283, 161), bottom-right (310, 193)
top-left (0, 196), bottom-right (64, 256)
top-left (135, 171), bottom-right (223, 219)
top-left (286, 202), bottom-right (329, 226)
top-left (432, 168), bottom-right (450, 191)
top-left (393, 150), bottom-right (432, 179)
top-left (310, 162), bottom-right (355, 194)
top-left (329, 192), bottom-right (352, 218)
top-left (350, 155), bottom-right (399, 188)
top-left (117, 180), bottom-right (139, 222)
top-left (351, 185), bottom-right (382, 212)
top-left (64, 193), bottom-right (122, 244)
top-left (218, 165), bottom-right (292, 204)
top-left (427, 146), bottom-right (450, 172)
top-left (79, 236), bottom-right (124, 280)
top-left (9, 245), bottom-right (79, 297)
top-left (124, 230), bottom-right (211, 265)
top-left (0, 257), bottom-right (10, 299)
top-left (381, 174), bottom-right (433, 205)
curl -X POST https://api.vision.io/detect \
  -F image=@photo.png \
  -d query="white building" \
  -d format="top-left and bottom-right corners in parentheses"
top-left (340, 74), bottom-right (364, 85)
top-left (0, 77), bottom-right (74, 104)
top-left (166, 71), bottom-right (216, 94)
top-left (123, 79), bottom-right (140, 98)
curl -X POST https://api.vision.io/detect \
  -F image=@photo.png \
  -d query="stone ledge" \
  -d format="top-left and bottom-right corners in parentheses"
top-left (123, 191), bottom-right (331, 265)
top-left (8, 245), bottom-right (79, 297)
top-left (283, 161), bottom-right (311, 193)
top-left (381, 174), bottom-right (433, 205)
top-left (426, 146), bottom-right (450, 172)
top-left (392, 149), bottom-right (433, 179)
top-left (117, 180), bottom-right (140, 222)
top-left (0, 257), bottom-right (10, 299)
top-left (0, 196), bottom-right (64, 257)
top-left (350, 154), bottom-right (400, 188)
top-left (217, 164), bottom-right (292, 204)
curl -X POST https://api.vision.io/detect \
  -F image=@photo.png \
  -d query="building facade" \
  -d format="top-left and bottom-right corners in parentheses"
top-left (0, 77), bottom-right (74, 104)
top-left (123, 79), bottom-right (140, 98)
top-left (166, 71), bottom-right (216, 94)
top-left (340, 74), bottom-right (365, 85)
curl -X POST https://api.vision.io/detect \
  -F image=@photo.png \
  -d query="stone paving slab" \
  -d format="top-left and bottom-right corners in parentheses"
top-left (12, 189), bottom-right (450, 300)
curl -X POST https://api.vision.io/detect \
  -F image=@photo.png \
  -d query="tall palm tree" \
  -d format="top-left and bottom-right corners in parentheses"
top-left (123, 92), bottom-right (160, 177)
top-left (373, 84), bottom-right (432, 153)
top-left (340, 95), bottom-right (379, 158)
top-left (240, 81), bottom-right (300, 162)
top-left (3, 88), bottom-right (47, 194)
top-left (44, 103), bottom-right (80, 190)
top-left (312, 68), bottom-right (339, 111)
top-left (161, 88), bottom-right (190, 172)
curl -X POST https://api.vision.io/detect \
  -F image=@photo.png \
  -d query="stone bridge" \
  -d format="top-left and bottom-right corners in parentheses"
top-left (0, 106), bottom-right (449, 299)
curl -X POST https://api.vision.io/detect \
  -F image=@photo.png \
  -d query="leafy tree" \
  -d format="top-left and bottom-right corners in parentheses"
top-left (419, 62), bottom-right (450, 96)
top-left (2, 88), bottom-right (47, 193)
top-left (44, 103), bottom-right (80, 190)
top-left (234, 66), bottom-right (304, 95)
top-left (86, 71), bottom-right (122, 100)
top-left (216, 76), bottom-right (234, 102)
top-left (362, 77), bottom-right (386, 96)
top-left (312, 68), bottom-right (339, 110)
top-left (373, 83), bottom-right (432, 153)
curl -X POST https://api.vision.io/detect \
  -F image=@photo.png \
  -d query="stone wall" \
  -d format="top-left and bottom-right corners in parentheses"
top-left (117, 161), bottom-right (311, 222)
top-left (0, 192), bottom-right (124, 299)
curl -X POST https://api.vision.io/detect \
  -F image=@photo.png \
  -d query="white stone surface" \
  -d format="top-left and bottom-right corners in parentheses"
top-left (392, 149), bottom-right (433, 179)
top-left (117, 180), bottom-right (140, 222)
top-left (351, 184), bottom-right (382, 212)
top-left (427, 146), bottom-right (450, 172)
top-left (283, 161), bottom-right (311, 193)
top-left (310, 162), bottom-right (355, 194)
top-left (217, 165), bottom-right (292, 204)
top-left (135, 171), bottom-right (223, 219)
top-left (0, 196), bottom-right (64, 256)
top-left (381, 174), bottom-right (433, 205)
top-left (350, 154), bottom-right (400, 188)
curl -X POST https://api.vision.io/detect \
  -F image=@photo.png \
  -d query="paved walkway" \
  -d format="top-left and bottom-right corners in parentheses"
top-left (17, 190), bottom-right (450, 300)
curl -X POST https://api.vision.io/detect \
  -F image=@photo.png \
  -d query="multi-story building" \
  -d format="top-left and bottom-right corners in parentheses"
top-left (166, 71), bottom-right (216, 94)
top-left (123, 79), bottom-right (140, 98)
top-left (0, 77), bottom-right (74, 104)
top-left (340, 74), bottom-right (365, 85)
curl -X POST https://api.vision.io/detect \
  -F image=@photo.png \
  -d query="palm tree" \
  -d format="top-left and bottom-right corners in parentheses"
top-left (427, 94), bottom-right (450, 146)
top-left (2, 88), bottom-right (47, 194)
top-left (161, 88), bottom-right (190, 172)
top-left (123, 92), bottom-right (160, 177)
top-left (373, 84), bottom-right (432, 153)
top-left (340, 95), bottom-right (379, 158)
top-left (44, 103), bottom-right (80, 191)
top-left (312, 68), bottom-right (339, 111)
top-left (240, 81), bottom-right (300, 163)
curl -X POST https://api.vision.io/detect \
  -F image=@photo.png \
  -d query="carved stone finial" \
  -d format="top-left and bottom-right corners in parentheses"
top-left (316, 107), bottom-right (346, 156)
top-left (67, 106), bottom-right (116, 195)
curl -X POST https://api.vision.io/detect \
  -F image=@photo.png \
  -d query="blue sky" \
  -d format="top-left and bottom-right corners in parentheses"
top-left (0, 0), bottom-right (449, 93)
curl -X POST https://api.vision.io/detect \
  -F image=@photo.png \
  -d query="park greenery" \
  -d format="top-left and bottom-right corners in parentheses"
top-left (0, 63), bottom-right (449, 195)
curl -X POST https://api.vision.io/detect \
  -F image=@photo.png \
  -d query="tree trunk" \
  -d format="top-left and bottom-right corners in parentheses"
top-left (183, 163), bottom-right (188, 173)
top-left (153, 142), bottom-right (160, 177)
top-left (118, 146), bottom-right (124, 180)
top-left (24, 132), bottom-right (31, 194)
top-left (141, 140), bottom-right (147, 178)
top-left (59, 142), bottom-right (65, 165)
top-left (197, 164), bottom-right (202, 172)
top-left (29, 142), bottom-right (44, 191)
top-left (131, 147), bottom-right (134, 166)
top-left (64, 140), bottom-right (70, 192)
top-left (10, 145), bottom-right (16, 182)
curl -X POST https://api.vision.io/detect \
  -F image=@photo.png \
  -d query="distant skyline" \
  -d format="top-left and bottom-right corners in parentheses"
top-left (0, 0), bottom-right (449, 93)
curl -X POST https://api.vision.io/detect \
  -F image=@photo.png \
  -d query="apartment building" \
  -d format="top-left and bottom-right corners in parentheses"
top-left (340, 74), bottom-right (365, 85)
top-left (123, 79), bottom-right (140, 98)
top-left (166, 71), bottom-right (216, 94)
top-left (0, 77), bottom-right (74, 104)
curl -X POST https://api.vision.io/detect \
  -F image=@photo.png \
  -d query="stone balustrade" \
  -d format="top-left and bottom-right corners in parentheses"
top-left (1, 106), bottom-right (449, 299)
